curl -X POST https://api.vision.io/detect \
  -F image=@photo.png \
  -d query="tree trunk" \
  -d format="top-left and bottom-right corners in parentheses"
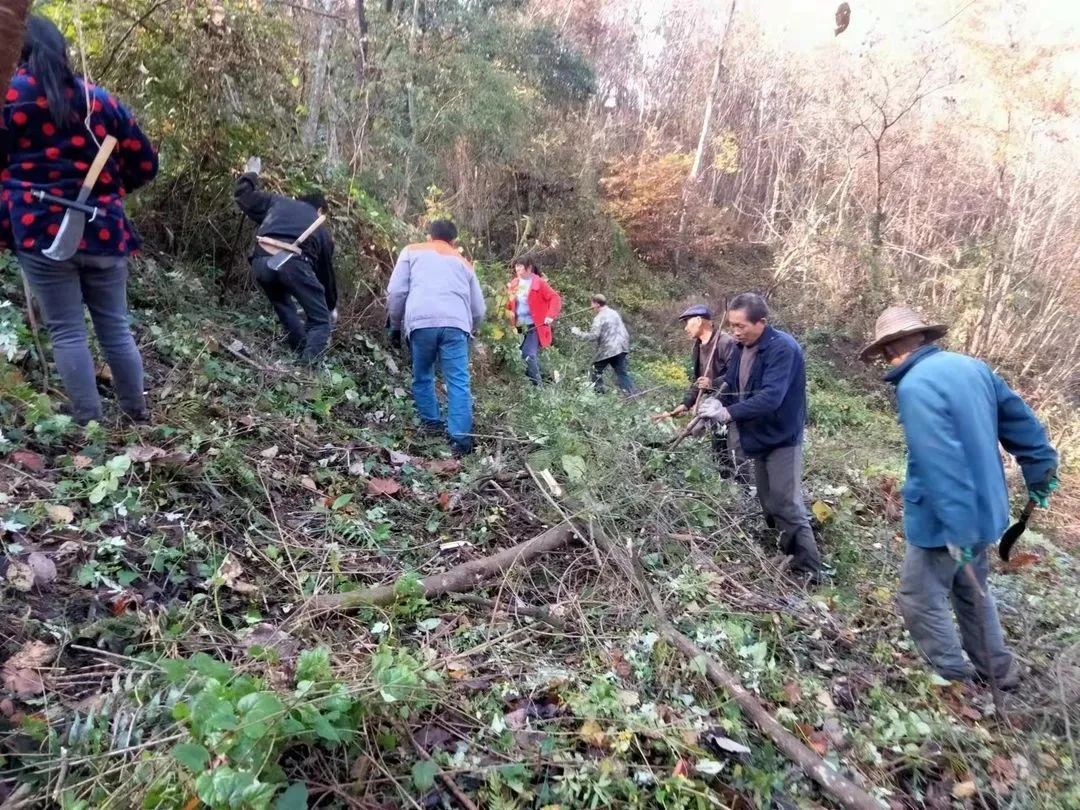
top-left (354, 0), bottom-right (369, 83)
top-left (674, 0), bottom-right (736, 274)
top-left (396, 0), bottom-right (422, 215)
top-left (302, 0), bottom-right (337, 148)
top-left (0, 1), bottom-right (31, 97)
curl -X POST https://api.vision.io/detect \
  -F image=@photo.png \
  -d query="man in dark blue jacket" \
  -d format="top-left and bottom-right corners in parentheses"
top-left (861, 306), bottom-right (1058, 685)
top-left (697, 293), bottom-right (821, 579)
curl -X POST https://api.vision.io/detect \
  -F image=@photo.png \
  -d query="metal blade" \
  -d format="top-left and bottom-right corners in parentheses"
top-left (267, 250), bottom-right (293, 271)
top-left (42, 209), bottom-right (87, 262)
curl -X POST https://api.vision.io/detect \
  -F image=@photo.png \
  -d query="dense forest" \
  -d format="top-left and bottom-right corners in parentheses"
top-left (1, 1), bottom-right (1079, 808)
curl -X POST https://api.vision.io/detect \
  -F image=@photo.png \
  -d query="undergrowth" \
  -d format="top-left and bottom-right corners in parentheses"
top-left (1, 258), bottom-right (1078, 809)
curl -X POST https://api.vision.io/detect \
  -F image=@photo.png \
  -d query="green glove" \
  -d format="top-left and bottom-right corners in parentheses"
top-left (946, 544), bottom-right (975, 566)
top-left (1028, 475), bottom-right (1059, 509)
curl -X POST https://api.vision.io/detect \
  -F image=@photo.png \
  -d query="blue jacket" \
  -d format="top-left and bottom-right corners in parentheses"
top-left (723, 326), bottom-right (807, 457)
top-left (885, 346), bottom-right (1057, 549)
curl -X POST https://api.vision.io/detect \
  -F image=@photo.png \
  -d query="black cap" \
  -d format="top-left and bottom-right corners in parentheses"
top-left (678, 304), bottom-right (712, 321)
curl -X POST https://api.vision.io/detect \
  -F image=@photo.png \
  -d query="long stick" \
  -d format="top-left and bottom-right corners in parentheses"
top-left (299, 523), bottom-right (575, 615)
top-left (19, 272), bottom-right (49, 378)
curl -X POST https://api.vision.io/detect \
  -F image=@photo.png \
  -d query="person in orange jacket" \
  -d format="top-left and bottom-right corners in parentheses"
top-left (506, 257), bottom-right (562, 385)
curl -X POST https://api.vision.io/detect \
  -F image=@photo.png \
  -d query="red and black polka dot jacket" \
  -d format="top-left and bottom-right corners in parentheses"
top-left (0, 67), bottom-right (158, 256)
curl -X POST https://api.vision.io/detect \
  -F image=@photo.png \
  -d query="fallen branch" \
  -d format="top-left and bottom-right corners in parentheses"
top-left (300, 523), bottom-right (575, 615)
top-left (406, 727), bottom-right (480, 810)
top-left (451, 593), bottom-right (568, 631)
top-left (591, 527), bottom-right (886, 810)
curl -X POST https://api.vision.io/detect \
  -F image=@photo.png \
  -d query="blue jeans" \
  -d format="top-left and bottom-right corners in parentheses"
top-left (409, 327), bottom-right (473, 451)
top-left (520, 326), bottom-right (541, 385)
top-left (253, 255), bottom-right (331, 363)
top-left (590, 352), bottom-right (636, 394)
top-left (18, 251), bottom-right (146, 424)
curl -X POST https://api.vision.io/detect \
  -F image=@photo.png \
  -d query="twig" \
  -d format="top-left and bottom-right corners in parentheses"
top-left (524, 464), bottom-right (603, 568)
top-left (451, 593), bottom-right (568, 631)
top-left (406, 728), bottom-right (480, 810)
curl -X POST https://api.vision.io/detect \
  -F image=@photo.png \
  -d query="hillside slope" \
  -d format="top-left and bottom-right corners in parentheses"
top-left (1, 256), bottom-right (1078, 809)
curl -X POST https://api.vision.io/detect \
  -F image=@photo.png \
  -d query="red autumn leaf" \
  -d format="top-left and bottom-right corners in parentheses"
top-left (1002, 551), bottom-right (1040, 573)
top-left (426, 458), bottom-right (462, 475)
top-left (782, 680), bottom-right (803, 705)
top-left (367, 477), bottom-right (401, 497)
top-left (672, 758), bottom-right (691, 778)
top-left (808, 731), bottom-right (830, 756)
top-left (437, 491), bottom-right (451, 511)
top-left (12, 450), bottom-right (46, 474)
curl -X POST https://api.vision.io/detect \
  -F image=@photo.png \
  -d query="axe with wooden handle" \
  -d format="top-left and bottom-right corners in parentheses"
top-left (43, 135), bottom-right (117, 262)
top-left (267, 214), bottom-right (326, 271)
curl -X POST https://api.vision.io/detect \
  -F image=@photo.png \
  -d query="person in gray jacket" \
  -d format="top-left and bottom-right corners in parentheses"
top-left (386, 220), bottom-right (486, 455)
top-left (571, 295), bottom-right (636, 394)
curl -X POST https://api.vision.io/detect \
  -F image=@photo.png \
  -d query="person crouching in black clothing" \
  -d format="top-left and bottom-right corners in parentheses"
top-left (234, 157), bottom-right (337, 364)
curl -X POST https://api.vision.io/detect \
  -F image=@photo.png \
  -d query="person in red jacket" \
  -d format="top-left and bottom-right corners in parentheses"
top-left (1, 16), bottom-right (158, 424)
top-left (505, 257), bottom-right (561, 385)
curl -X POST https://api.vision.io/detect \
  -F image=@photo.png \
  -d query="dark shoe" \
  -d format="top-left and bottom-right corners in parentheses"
top-left (450, 440), bottom-right (474, 457)
top-left (122, 410), bottom-right (152, 426)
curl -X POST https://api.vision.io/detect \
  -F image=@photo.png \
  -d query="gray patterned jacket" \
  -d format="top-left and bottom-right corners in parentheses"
top-left (575, 306), bottom-right (631, 361)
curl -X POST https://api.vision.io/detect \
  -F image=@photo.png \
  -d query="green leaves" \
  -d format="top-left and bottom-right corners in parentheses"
top-left (560, 454), bottom-right (587, 484)
top-left (411, 759), bottom-right (439, 791)
top-left (274, 782), bottom-right (308, 810)
top-left (172, 742), bottom-right (210, 772)
top-left (296, 647), bottom-right (332, 684)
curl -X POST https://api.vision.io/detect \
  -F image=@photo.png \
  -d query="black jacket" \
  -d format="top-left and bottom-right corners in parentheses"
top-left (681, 330), bottom-right (737, 408)
top-left (234, 173), bottom-right (337, 310)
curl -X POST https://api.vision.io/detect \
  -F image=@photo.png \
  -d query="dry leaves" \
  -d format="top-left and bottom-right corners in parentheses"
top-left (578, 719), bottom-right (607, 747)
top-left (126, 445), bottom-right (167, 463)
top-left (209, 554), bottom-right (259, 595)
top-left (952, 780), bottom-right (977, 799)
top-left (367, 478), bottom-right (401, 497)
top-left (425, 458), bottom-right (461, 475)
top-left (260, 445), bottom-right (280, 459)
top-left (299, 475), bottom-right (319, 492)
top-left (72, 455), bottom-right (93, 470)
top-left (782, 679), bottom-right (803, 705)
top-left (11, 450), bottom-right (45, 474)
top-left (1001, 551), bottom-right (1040, 573)
top-left (2, 640), bottom-right (59, 698)
top-left (45, 503), bottom-right (75, 524)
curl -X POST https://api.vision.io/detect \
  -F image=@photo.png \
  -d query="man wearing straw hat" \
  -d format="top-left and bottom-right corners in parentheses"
top-left (860, 305), bottom-right (1058, 685)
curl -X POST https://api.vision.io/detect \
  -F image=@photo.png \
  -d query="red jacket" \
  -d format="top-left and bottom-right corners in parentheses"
top-left (0, 68), bottom-right (158, 255)
top-left (507, 275), bottom-right (562, 348)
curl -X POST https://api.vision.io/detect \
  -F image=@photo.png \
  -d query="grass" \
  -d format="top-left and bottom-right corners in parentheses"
top-left (1, 257), bottom-right (1078, 808)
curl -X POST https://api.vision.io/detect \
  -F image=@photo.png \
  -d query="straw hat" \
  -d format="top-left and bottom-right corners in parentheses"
top-left (859, 306), bottom-right (948, 361)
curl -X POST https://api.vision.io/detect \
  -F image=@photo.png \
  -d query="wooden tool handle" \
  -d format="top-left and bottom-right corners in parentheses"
top-left (78, 136), bottom-right (118, 198)
top-left (290, 214), bottom-right (326, 248)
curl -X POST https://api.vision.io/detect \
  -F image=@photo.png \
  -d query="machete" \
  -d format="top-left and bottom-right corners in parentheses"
top-left (43, 135), bottom-right (117, 262)
top-left (266, 214), bottom-right (326, 271)
top-left (998, 499), bottom-right (1036, 562)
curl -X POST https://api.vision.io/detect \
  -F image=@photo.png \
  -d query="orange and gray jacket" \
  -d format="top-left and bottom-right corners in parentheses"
top-left (386, 240), bottom-right (486, 336)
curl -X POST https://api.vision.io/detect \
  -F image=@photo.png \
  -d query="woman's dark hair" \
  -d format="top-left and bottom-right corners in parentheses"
top-left (513, 256), bottom-right (543, 276)
top-left (21, 16), bottom-right (77, 128)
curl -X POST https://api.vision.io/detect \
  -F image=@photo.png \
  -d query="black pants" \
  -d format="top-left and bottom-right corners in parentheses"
top-left (253, 255), bottom-right (331, 363)
top-left (590, 352), bottom-right (636, 393)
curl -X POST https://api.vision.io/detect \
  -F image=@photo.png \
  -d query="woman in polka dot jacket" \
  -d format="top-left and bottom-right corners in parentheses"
top-left (1, 16), bottom-right (159, 424)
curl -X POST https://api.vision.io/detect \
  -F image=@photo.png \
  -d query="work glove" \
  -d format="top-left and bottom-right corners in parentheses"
top-left (244, 156), bottom-right (262, 175)
top-left (570, 326), bottom-right (584, 337)
top-left (1028, 474), bottom-right (1059, 509)
top-left (389, 329), bottom-right (402, 350)
top-left (946, 544), bottom-right (975, 566)
top-left (696, 398), bottom-right (731, 424)
top-left (330, 308), bottom-right (339, 323)
top-left (687, 416), bottom-right (710, 438)
top-left (544, 316), bottom-right (554, 325)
